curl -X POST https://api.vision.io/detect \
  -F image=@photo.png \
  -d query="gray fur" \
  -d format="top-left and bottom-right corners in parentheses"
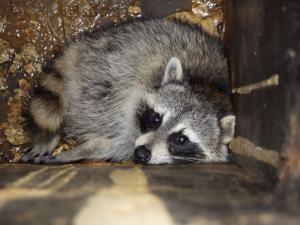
top-left (23, 19), bottom-right (235, 164)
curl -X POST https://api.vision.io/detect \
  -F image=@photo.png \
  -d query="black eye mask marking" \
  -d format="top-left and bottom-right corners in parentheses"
top-left (167, 131), bottom-right (206, 159)
top-left (135, 102), bottom-right (162, 133)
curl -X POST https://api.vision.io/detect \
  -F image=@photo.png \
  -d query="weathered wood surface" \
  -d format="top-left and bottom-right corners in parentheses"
top-left (0, 163), bottom-right (299, 225)
top-left (225, 0), bottom-right (300, 211)
top-left (224, 0), bottom-right (300, 152)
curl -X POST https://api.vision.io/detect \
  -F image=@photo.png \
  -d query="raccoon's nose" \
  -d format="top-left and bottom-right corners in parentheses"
top-left (134, 146), bottom-right (151, 164)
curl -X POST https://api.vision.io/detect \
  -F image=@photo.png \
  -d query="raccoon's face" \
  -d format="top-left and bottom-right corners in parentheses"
top-left (134, 57), bottom-right (235, 164)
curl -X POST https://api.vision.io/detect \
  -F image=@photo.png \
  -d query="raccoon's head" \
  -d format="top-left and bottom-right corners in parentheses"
top-left (134, 57), bottom-right (235, 164)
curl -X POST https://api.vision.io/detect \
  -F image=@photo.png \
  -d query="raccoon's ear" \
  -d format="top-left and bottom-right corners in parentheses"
top-left (220, 115), bottom-right (236, 144)
top-left (162, 57), bottom-right (183, 85)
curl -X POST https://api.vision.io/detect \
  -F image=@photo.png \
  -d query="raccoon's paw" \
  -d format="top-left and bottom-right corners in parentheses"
top-left (24, 154), bottom-right (57, 164)
top-left (24, 154), bottom-right (72, 165)
top-left (21, 145), bottom-right (54, 164)
top-left (21, 135), bottom-right (61, 164)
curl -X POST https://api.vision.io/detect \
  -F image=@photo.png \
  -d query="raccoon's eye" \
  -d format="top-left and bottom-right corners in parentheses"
top-left (175, 135), bottom-right (189, 146)
top-left (168, 132), bottom-right (197, 157)
top-left (136, 103), bottom-right (162, 133)
top-left (151, 113), bottom-right (162, 127)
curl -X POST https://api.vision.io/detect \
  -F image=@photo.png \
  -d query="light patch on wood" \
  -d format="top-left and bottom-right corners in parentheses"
top-left (0, 188), bottom-right (51, 209)
top-left (74, 168), bottom-right (175, 225)
top-left (232, 74), bottom-right (279, 94)
top-left (188, 217), bottom-right (223, 225)
top-left (0, 166), bottom-right (77, 209)
top-left (36, 167), bottom-right (74, 189)
top-left (10, 167), bottom-right (48, 187)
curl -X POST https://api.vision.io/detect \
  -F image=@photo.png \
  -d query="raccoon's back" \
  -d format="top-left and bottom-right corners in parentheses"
top-left (59, 19), bottom-right (228, 89)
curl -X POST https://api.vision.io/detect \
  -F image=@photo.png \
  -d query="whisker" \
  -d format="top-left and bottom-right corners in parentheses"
top-left (171, 156), bottom-right (205, 162)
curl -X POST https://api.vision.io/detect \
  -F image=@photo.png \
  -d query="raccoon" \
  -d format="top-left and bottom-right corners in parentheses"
top-left (22, 19), bottom-right (235, 165)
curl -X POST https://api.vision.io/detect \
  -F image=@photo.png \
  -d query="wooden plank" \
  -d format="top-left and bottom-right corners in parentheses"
top-left (0, 163), bottom-right (292, 225)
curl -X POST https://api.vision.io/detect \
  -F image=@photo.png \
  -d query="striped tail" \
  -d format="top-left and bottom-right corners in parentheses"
top-left (30, 71), bottom-right (65, 132)
top-left (22, 69), bottom-right (66, 163)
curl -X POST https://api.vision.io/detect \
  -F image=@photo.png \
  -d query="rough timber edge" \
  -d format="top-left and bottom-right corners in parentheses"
top-left (229, 137), bottom-right (280, 188)
top-left (230, 136), bottom-right (280, 169)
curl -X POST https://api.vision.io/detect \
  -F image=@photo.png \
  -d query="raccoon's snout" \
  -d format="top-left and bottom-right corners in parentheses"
top-left (134, 146), bottom-right (151, 164)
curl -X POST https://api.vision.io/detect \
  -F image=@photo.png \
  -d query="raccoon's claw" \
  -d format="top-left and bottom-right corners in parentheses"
top-left (32, 155), bottom-right (58, 164)
top-left (21, 151), bottom-right (50, 164)
top-left (21, 153), bottom-right (59, 164)
top-left (22, 146), bottom-right (33, 154)
top-left (21, 151), bottom-right (38, 163)
top-left (21, 145), bottom-right (54, 164)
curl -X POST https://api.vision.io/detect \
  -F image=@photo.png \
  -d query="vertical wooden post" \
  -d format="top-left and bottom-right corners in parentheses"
top-left (225, 0), bottom-right (300, 210)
